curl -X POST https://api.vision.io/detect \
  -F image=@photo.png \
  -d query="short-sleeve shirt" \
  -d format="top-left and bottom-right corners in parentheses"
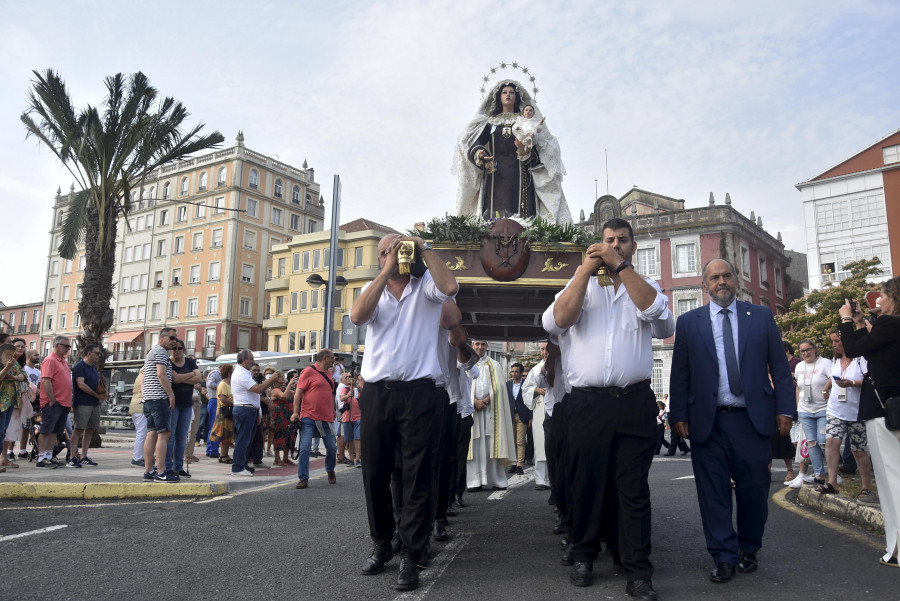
top-left (72, 360), bottom-right (100, 407)
top-left (142, 345), bottom-right (172, 401)
top-left (298, 365), bottom-right (336, 422)
top-left (171, 357), bottom-right (199, 409)
top-left (39, 353), bottom-right (73, 408)
top-left (206, 369), bottom-right (222, 401)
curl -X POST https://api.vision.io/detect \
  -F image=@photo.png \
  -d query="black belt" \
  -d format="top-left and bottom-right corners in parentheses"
top-left (573, 379), bottom-right (651, 398)
top-left (372, 378), bottom-right (434, 391)
top-left (716, 405), bottom-right (747, 413)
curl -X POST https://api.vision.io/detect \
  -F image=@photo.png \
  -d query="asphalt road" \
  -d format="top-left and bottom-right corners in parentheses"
top-left (1, 456), bottom-right (893, 601)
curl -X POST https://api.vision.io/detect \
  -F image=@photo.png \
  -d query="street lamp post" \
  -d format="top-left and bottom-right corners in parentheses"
top-left (306, 273), bottom-right (348, 351)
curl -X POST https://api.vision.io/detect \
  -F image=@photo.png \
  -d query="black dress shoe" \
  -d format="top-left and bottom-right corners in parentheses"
top-left (548, 494), bottom-right (557, 505)
top-left (362, 545), bottom-right (393, 575)
top-left (626, 579), bottom-right (658, 600)
top-left (535, 484), bottom-right (550, 490)
top-left (432, 525), bottom-right (449, 541)
top-left (559, 535), bottom-right (571, 550)
top-left (737, 551), bottom-right (758, 573)
top-left (569, 561), bottom-right (593, 587)
top-left (456, 495), bottom-right (467, 507)
top-left (507, 465), bottom-right (517, 475)
top-left (446, 506), bottom-right (457, 517)
top-left (710, 562), bottom-right (735, 583)
top-left (516, 465), bottom-right (525, 475)
top-left (682, 448), bottom-right (691, 455)
top-left (553, 524), bottom-right (566, 535)
top-left (396, 558), bottom-right (419, 590)
top-left (466, 486), bottom-right (482, 493)
top-left (561, 545), bottom-right (574, 566)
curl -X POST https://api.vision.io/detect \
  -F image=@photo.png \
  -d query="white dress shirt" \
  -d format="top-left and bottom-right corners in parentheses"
top-left (709, 300), bottom-right (746, 408)
top-left (457, 359), bottom-right (479, 418)
top-left (231, 364), bottom-right (261, 409)
top-left (358, 270), bottom-right (456, 383)
top-left (543, 275), bottom-right (674, 388)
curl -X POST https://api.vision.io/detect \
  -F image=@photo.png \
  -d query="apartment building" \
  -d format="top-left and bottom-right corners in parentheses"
top-left (263, 218), bottom-right (398, 355)
top-left (41, 132), bottom-right (324, 360)
top-left (0, 301), bottom-right (43, 350)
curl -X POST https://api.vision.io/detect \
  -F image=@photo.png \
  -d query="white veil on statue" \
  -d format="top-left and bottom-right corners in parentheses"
top-left (452, 79), bottom-right (572, 225)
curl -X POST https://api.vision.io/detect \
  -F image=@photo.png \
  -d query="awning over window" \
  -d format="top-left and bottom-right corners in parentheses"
top-left (106, 330), bottom-right (145, 343)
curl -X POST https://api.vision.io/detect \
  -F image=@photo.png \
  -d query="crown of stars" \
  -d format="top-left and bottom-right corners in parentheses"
top-left (479, 61), bottom-right (539, 99)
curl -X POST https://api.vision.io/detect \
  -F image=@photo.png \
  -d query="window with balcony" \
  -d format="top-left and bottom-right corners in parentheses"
top-left (160, 210), bottom-right (170, 225)
top-left (211, 228), bottom-right (223, 248)
top-left (217, 167), bottom-right (227, 186)
top-left (195, 203), bottom-right (206, 219)
top-left (274, 178), bottom-right (283, 198)
top-left (177, 206), bottom-right (187, 222)
top-left (180, 177), bottom-right (189, 195)
top-left (292, 185), bottom-right (300, 204)
top-left (209, 261), bottom-right (221, 281)
top-left (163, 182), bottom-right (170, 199)
top-left (207, 296), bottom-right (218, 315)
top-left (214, 197), bottom-right (225, 214)
top-left (198, 171), bottom-right (208, 191)
top-left (249, 169), bottom-right (259, 189)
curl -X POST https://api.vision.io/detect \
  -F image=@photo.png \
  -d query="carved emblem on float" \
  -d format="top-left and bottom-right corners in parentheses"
top-left (480, 218), bottom-right (529, 281)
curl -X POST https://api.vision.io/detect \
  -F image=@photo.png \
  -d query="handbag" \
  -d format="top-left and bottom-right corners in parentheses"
top-left (869, 374), bottom-right (900, 431)
top-left (219, 405), bottom-right (234, 420)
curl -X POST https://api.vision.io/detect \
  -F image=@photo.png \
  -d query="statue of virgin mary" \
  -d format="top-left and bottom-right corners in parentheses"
top-left (453, 79), bottom-right (572, 225)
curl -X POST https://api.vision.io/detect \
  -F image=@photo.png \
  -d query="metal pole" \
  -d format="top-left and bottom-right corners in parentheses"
top-left (323, 174), bottom-right (341, 349)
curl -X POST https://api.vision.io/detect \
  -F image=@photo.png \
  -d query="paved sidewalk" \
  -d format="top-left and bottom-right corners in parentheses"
top-left (797, 480), bottom-right (884, 533)
top-left (0, 437), bottom-right (343, 500)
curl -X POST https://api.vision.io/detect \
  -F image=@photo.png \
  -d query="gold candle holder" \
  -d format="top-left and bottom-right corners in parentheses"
top-left (596, 264), bottom-right (613, 286)
top-left (398, 240), bottom-right (415, 275)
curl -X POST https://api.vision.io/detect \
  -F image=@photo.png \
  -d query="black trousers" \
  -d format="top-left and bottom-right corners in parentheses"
top-left (360, 380), bottom-right (442, 561)
top-left (567, 386), bottom-right (657, 581)
top-left (447, 413), bottom-right (462, 502)
top-left (551, 395), bottom-right (572, 532)
top-left (455, 414), bottom-right (474, 496)
top-left (656, 423), bottom-right (671, 453)
top-left (250, 423), bottom-right (264, 464)
top-left (666, 430), bottom-right (690, 454)
top-left (434, 397), bottom-right (459, 524)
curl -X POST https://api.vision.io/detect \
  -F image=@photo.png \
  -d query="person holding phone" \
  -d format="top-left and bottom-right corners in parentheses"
top-left (792, 340), bottom-right (832, 486)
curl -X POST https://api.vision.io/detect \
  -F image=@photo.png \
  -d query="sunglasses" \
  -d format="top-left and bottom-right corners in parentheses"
top-left (174, 347), bottom-right (185, 351)
top-left (57, 343), bottom-right (71, 348)
top-left (168, 336), bottom-right (177, 341)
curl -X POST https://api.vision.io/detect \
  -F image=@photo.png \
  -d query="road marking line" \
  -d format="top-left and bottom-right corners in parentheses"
top-left (486, 467), bottom-right (534, 501)
top-left (672, 475), bottom-right (695, 480)
top-left (392, 532), bottom-right (473, 601)
top-left (196, 464), bottom-right (356, 503)
top-left (0, 499), bottom-right (194, 512)
top-left (0, 524), bottom-right (68, 541)
top-left (770, 486), bottom-right (880, 550)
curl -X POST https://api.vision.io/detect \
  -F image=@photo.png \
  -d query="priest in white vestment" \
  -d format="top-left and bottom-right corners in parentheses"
top-left (466, 340), bottom-right (516, 490)
top-left (524, 342), bottom-right (568, 490)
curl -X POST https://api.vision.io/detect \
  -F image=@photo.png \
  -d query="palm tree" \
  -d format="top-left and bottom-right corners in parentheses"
top-left (22, 69), bottom-right (224, 360)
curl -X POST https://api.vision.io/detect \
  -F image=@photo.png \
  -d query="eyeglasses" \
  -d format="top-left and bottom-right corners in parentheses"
top-left (174, 347), bottom-right (185, 351)
top-left (799, 348), bottom-right (814, 353)
top-left (168, 336), bottom-right (177, 341)
top-left (57, 343), bottom-right (71, 348)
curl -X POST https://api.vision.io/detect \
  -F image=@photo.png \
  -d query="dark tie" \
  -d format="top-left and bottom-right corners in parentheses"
top-left (721, 308), bottom-right (743, 396)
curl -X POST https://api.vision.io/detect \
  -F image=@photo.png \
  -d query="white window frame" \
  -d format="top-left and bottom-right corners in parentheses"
top-left (670, 235), bottom-right (700, 278)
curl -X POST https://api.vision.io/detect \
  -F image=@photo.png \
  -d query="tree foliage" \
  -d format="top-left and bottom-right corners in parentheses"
top-left (775, 258), bottom-right (883, 358)
top-left (22, 70), bottom-right (224, 361)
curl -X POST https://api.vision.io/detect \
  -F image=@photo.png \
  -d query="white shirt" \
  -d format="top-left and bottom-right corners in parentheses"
top-left (543, 275), bottom-right (674, 388)
top-left (829, 357), bottom-right (867, 422)
top-left (358, 270), bottom-right (456, 382)
top-left (231, 364), bottom-right (260, 408)
top-left (795, 357), bottom-right (832, 414)
top-left (457, 359), bottom-right (479, 417)
top-left (709, 300), bottom-right (746, 408)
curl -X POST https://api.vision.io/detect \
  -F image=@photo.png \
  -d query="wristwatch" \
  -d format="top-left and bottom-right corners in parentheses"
top-left (421, 241), bottom-right (433, 251)
top-left (614, 260), bottom-right (632, 274)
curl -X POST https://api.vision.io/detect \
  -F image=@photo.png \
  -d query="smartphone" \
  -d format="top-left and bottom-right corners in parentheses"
top-left (832, 375), bottom-right (841, 382)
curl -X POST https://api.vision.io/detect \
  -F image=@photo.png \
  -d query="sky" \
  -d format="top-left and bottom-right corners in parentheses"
top-left (1, 0), bottom-right (898, 306)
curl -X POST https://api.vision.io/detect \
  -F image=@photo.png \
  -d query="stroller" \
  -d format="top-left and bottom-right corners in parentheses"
top-left (28, 409), bottom-right (69, 463)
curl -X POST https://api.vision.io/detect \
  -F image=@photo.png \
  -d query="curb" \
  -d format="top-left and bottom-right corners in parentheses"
top-left (0, 481), bottom-right (229, 500)
top-left (798, 484), bottom-right (884, 533)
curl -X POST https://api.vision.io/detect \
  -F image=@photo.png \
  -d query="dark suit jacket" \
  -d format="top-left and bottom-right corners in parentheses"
top-left (506, 380), bottom-right (532, 424)
top-left (668, 301), bottom-right (794, 444)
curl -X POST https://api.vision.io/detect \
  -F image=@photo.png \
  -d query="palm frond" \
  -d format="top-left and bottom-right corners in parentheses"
top-left (58, 189), bottom-right (92, 260)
